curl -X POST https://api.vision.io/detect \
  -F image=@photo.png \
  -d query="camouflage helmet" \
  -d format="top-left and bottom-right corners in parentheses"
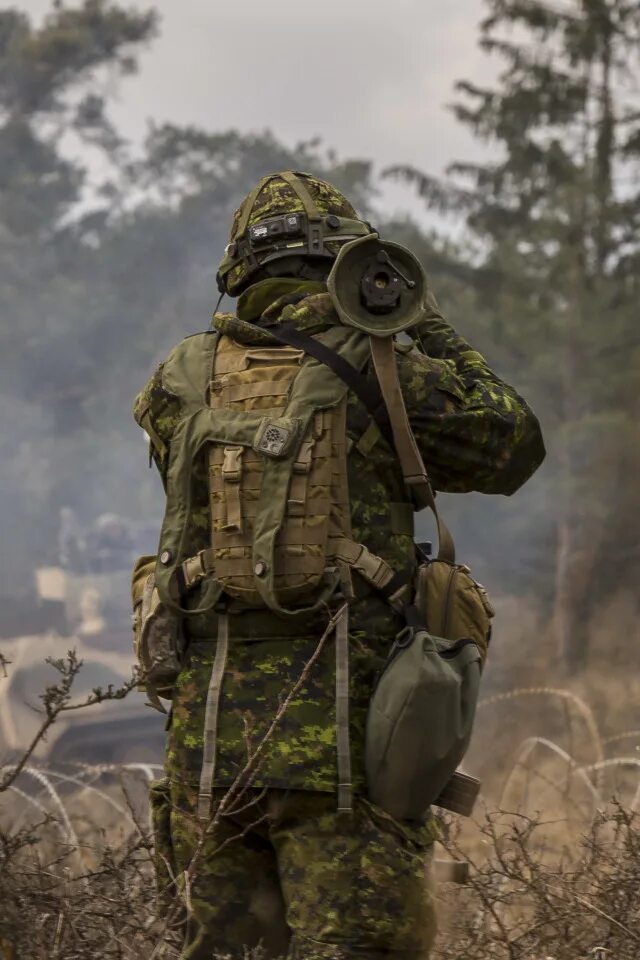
top-left (217, 170), bottom-right (374, 297)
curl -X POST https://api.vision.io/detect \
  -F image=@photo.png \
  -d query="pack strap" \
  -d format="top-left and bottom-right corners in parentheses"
top-left (197, 612), bottom-right (229, 822)
top-left (261, 323), bottom-right (394, 449)
top-left (180, 538), bottom-right (411, 610)
top-left (335, 604), bottom-right (352, 813)
top-left (369, 336), bottom-right (455, 564)
top-left (329, 537), bottom-right (410, 608)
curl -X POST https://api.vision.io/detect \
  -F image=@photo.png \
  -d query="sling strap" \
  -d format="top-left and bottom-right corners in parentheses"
top-left (335, 604), bottom-right (352, 813)
top-left (261, 322), bottom-right (394, 449)
top-left (369, 336), bottom-right (456, 564)
top-left (262, 321), bottom-right (455, 563)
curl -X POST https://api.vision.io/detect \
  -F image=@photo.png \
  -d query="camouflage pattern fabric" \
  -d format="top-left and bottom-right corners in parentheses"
top-left (224, 173), bottom-right (358, 295)
top-left (134, 279), bottom-right (545, 794)
top-left (164, 782), bottom-right (438, 960)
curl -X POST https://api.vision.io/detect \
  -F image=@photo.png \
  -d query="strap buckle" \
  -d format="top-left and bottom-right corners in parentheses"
top-left (181, 550), bottom-right (209, 589)
top-left (222, 446), bottom-right (243, 482)
top-left (352, 543), bottom-right (389, 590)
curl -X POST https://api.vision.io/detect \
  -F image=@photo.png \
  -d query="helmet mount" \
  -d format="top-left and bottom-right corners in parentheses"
top-left (217, 171), bottom-right (374, 297)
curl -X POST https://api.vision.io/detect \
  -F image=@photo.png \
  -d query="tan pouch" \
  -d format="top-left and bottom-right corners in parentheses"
top-left (416, 560), bottom-right (494, 664)
top-left (131, 555), bottom-right (183, 710)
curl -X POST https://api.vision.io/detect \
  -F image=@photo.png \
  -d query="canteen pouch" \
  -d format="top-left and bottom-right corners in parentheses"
top-left (416, 559), bottom-right (494, 663)
top-left (131, 554), bottom-right (183, 710)
top-left (366, 627), bottom-right (482, 821)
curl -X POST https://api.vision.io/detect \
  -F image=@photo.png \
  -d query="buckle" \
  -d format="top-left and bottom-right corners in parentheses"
top-left (181, 550), bottom-right (208, 588)
top-left (394, 625), bottom-right (416, 650)
top-left (222, 446), bottom-right (243, 482)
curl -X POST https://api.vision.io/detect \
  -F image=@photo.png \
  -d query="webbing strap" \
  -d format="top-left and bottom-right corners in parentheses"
top-left (221, 446), bottom-right (243, 532)
top-left (261, 323), bottom-right (394, 449)
top-left (235, 175), bottom-right (274, 240)
top-left (335, 605), bottom-right (352, 813)
top-left (369, 336), bottom-right (456, 564)
top-left (197, 613), bottom-right (229, 822)
top-left (181, 537), bottom-right (411, 606)
top-left (329, 536), bottom-right (410, 606)
top-left (279, 170), bottom-right (322, 222)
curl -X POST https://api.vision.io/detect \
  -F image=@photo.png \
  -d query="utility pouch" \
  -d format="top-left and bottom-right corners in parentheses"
top-left (416, 559), bottom-right (494, 664)
top-left (366, 625), bottom-right (482, 821)
top-left (131, 555), bottom-right (183, 712)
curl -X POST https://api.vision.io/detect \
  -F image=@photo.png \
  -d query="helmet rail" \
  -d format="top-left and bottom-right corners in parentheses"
top-left (216, 171), bottom-right (374, 296)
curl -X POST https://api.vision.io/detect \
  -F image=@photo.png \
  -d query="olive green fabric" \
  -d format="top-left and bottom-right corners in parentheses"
top-left (164, 782), bottom-right (438, 960)
top-left (366, 630), bottom-right (482, 821)
top-left (149, 777), bottom-right (178, 913)
top-left (133, 280), bottom-right (545, 793)
top-left (327, 234), bottom-right (430, 337)
top-left (237, 277), bottom-right (326, 324)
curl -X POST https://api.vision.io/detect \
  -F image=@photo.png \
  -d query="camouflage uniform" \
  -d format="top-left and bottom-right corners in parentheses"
top-left (134, 176), bottom-right (545, 959)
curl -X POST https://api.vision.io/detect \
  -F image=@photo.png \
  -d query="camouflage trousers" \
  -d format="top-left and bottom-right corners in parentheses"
top-left (151, 779), bottom-right (438, 960)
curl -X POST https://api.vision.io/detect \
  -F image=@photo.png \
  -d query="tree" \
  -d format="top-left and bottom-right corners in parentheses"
top-left (0, 1), bottom-right (156, 595)
top-left (387, 0), bottom-right (640, 668)
top-left (0, 3), bottom-right (379, 601)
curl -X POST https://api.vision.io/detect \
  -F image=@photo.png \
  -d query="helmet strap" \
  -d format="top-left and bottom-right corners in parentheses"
top-left (279, 171), bottom-right (323, 222)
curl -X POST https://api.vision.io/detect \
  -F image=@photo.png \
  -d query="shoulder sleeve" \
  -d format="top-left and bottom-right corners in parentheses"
top-left (399, 311), bottom-right (545, 495)
top-left (133, 362), bottom-right (182, 487)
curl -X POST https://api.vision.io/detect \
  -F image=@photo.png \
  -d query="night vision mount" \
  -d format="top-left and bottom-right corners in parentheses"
top-left (217, 211), bottom-right (373, 293)
top-left (327, 233), bottom-right (429, 337)
top-left (216, 170), bottom-right (374, 295)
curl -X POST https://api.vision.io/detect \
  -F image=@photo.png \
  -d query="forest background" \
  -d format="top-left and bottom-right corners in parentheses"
top-left (0, 0), bottom-right (638, 683)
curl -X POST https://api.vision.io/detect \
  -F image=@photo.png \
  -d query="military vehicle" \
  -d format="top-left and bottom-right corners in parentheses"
top-left (0, 512), bottom-right (165, 766)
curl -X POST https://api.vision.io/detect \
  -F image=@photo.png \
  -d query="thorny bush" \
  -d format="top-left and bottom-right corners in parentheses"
top-left (2, 650), bottom-right (639, 957)
top-left (0, 801), bottom-right (638, 957)
top-left (435, 803), bottom-right (640, 960)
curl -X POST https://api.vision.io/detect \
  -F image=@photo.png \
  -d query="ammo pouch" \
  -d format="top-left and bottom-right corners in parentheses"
top-left (132, 555), bottom-right (183, 712)
top-left (366, 625), bottom-right (482, 821)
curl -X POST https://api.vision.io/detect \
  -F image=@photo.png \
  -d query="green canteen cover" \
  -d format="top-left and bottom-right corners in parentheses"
top-left (327, 235), bottom-right (430, 337)
top-left (365, 629), bottom-right (481, 820)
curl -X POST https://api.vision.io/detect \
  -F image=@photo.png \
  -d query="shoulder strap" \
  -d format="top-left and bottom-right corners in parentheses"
top-left (262, 321), bottom-right (455, 562)
top-left (262, 322), bottom-right (394, 448)
top-left (369, 336), bottom-right (455, 563)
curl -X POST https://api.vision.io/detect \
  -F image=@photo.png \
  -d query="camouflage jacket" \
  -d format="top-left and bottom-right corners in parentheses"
top-left (134, 278), bottom-right (545, 792)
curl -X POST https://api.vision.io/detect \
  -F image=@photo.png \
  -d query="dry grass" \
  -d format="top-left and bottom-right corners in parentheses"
top-left (435, 802), bottom-right (640, 959)
top-left (1, 593), bottom-right (639, 957)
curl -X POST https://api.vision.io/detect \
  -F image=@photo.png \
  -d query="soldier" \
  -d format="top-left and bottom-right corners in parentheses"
top-left (133, 171), bottom-right (545, 959)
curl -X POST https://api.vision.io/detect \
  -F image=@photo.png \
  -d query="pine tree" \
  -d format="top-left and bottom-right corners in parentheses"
top-left (388, 0), bottom-right (640, 668)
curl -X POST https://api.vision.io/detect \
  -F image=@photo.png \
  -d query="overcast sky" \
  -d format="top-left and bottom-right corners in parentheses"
top-left (19, 0), bottom-right (497, 215)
